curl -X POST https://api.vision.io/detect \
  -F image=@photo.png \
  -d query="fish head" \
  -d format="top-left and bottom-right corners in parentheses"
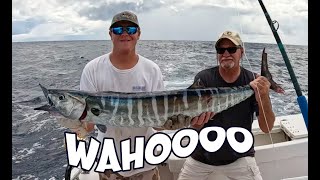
top-left (47, 90), bottom-right (87, 119)
top-left (35, 84), bottom-right (87, 120)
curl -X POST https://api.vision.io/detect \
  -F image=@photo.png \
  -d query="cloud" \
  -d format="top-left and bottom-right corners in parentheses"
top-left (12, 0), bottom-right (308, 45)
top-left (12, 18), bottom-right (46, 35)
top-left (77, 0), bottom-right (166, 21)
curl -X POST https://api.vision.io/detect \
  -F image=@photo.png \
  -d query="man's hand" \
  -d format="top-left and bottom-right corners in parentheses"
top-left (57, 118), bottom-right (95, 138)
top-left (249, 75), bottom-right (271, 102)
top-left (190, 112), bottom-right (215, 129)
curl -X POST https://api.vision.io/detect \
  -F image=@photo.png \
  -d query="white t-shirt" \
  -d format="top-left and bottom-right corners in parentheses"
top-left (80, 52), bottom-right (165, 177)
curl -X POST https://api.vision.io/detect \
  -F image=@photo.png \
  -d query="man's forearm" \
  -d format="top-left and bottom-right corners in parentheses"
top-left (257, 95), bottom-right (275, 133)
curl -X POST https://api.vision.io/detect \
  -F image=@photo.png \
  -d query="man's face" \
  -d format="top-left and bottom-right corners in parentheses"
top-left (216, 39), bottom-right (243, 70)
top-left (109, 21), bottom-right (141, 53)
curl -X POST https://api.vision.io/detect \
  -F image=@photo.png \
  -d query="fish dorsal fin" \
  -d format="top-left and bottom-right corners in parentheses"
top-left (187, 78), bottom-right (205, 89)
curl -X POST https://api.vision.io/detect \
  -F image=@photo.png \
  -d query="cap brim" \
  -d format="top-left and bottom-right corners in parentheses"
top-left (110, 20), bottom-right (139, 28)
top-left (215, 37), bottom-right (240, 48)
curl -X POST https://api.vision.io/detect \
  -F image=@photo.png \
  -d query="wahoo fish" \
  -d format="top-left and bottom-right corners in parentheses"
top-left (34, 48), bottom-right (283, 130)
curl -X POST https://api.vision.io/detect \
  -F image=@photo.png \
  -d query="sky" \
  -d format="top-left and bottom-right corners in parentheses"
top-left (12, 0), bottom-right (308, 46)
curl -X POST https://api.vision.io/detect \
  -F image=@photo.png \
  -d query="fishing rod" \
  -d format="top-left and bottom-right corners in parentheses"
top-left (257, 0), bottom-right (308, 129)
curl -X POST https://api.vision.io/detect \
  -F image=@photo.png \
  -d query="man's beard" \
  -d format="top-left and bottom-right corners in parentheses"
top-left (220, 61), bottom-right (235, 69)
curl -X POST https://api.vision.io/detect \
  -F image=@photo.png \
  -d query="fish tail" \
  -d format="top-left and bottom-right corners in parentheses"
top-left (261, 48), bottom-right (285, 94)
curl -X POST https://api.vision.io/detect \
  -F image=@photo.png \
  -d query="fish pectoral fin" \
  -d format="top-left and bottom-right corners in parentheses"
top-left (96, 124), bottom-right (107, 133)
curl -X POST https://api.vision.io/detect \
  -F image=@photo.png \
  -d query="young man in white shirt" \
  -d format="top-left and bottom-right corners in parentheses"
top-left (73, 10), bottom-right (164, 179)
top-left (62, 10), bottom-right (214, 179)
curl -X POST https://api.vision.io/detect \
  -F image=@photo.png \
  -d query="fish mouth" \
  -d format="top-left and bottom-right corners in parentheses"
top-left (34, 104), bottom-right (58, 112)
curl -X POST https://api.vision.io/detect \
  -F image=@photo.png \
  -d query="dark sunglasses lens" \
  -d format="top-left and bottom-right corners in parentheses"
top-left (126, 27), bottom-right (138, 34)
top-left (227, 47), bottom-right (238, 54)
top-left (216, 48), bottom-right (224, 54)
top-left (227, 47), bottom-right (237, 53)
top-left (217, 47), bottom-right (238, 54)
top-left (112, 27), bottom-right (123, 35)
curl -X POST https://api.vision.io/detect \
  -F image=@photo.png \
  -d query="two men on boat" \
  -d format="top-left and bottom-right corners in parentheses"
top-left (61, 11), bottom-right (276, 180)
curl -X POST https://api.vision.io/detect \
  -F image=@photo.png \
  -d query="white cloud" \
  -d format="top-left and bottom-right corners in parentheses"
top-left (12, 0), bottom-right (308, 45)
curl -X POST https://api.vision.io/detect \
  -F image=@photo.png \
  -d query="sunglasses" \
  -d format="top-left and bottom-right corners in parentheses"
top-left (216, 46), bottom-right (241, 54)
top-left (110, 26), bottom-right (138, 35)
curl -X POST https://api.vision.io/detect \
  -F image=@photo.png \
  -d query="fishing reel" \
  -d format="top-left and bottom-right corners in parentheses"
top-left (272, 20), bottom-right (279, 31)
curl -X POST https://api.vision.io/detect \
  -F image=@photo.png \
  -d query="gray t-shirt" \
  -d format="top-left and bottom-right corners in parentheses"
top-left (191, 66), bottom-right (258, 166)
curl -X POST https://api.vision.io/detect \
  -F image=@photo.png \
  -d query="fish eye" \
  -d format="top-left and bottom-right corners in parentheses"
top-left (59, 95), bottom-right (65, 100)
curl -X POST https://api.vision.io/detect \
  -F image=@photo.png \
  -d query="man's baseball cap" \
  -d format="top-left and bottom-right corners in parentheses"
top-left (215, 30), bottom-right (243, 48)
top-left (110, 11), bottom-right (139, 28)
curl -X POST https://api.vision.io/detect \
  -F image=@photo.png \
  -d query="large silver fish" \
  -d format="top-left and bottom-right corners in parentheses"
top-left (35, 83), bottom-right (255, 130)
top-left (34, 49), bottom-right (283, 130)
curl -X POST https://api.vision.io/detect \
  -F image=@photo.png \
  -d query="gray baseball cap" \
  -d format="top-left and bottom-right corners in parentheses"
top-left (110, 11), bottom-right (139, 28)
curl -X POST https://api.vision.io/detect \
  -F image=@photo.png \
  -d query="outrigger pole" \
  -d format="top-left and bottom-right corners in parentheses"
top-left (257, 0), bottom-right (308, 129)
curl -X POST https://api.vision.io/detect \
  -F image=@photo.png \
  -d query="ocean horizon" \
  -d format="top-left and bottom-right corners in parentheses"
top-left (12, 39), bottom-right (308, 47)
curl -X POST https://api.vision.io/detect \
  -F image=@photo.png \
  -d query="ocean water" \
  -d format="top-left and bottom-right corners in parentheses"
top-left (12, 40), bottom-right (308, 179)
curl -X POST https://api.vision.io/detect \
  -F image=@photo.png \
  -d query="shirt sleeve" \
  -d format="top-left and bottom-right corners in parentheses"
top-left (152, 66), bottom-right (165, 91)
